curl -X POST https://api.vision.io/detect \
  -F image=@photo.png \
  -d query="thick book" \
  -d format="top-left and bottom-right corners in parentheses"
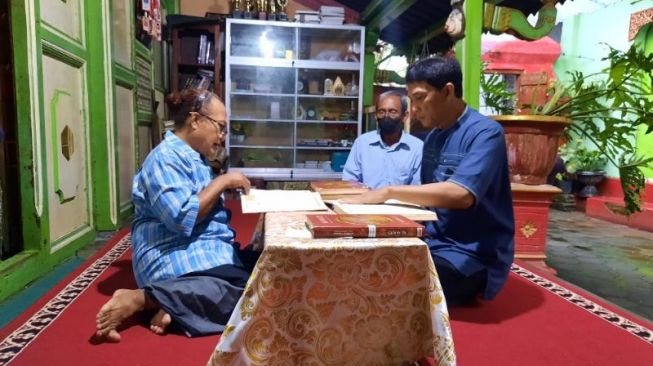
top-left (305, 214), bottom-right (425, 238)
top-left (309, 180), bottom-right (369, 199)
top-left (330, 199), bottom-right (437, 221)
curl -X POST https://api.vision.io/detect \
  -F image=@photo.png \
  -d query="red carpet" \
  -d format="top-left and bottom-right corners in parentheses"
top-left (1, 202), bottom-right (652, 365)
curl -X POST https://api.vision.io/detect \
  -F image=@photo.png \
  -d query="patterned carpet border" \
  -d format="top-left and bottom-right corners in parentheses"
top-left (0, 235), bottom-right (132, 366)
top-left (511, 263), bottom-right (653, 346)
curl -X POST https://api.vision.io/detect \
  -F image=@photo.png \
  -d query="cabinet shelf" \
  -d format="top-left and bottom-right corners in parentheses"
top-left (230, 145), bottom-right (293, 149)
top-left (178, 63), bottom-right (215, 69)
top-left (298, 94), bottom-right (358, 99)
top-left (230, 118), bottom-right (295, 122)
top-left (297, 120), bottom-right (357, 124)
top-left (171, 21), bottom-right (223, 98)
top-left (295, 146), bottom-right (352, 150)
top-left (226, 19), bottom-right (364, 171)
top-left (232, 92), bottom-right (295, 97)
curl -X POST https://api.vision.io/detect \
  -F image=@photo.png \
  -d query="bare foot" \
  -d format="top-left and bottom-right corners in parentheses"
top-left (149, 309), bottom-right (172, 335)
top-left (95, 289), bottom-right (148, 342)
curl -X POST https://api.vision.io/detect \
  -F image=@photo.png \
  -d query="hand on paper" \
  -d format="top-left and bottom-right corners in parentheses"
top-left (217, 172), bottom-right (251, 195)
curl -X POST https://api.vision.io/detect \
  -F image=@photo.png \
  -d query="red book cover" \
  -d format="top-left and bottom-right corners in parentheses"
top-left (309, 180), bottom-right (369, 195)
top-left (305, 214), bottom-right (424, 238)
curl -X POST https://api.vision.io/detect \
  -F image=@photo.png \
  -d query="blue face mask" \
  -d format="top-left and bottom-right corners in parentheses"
top-left (378, 116), bottom-right (403, 135)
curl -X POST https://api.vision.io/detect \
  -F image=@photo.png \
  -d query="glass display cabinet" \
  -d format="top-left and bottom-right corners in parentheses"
top-left (225, 19), bottom-right (364, 179)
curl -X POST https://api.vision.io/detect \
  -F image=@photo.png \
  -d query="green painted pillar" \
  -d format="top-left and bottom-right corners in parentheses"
top-left (456, 0), bottom-right (483, 108)
top-left (363, 28), bottom-right (379, 108)
top-left (636, 25), bottom-right (653, 179)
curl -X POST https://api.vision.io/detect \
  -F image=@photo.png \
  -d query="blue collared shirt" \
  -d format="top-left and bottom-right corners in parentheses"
top-left (342, 130), bottom-right (423, 189)
top-left (422, 107), bottom-right (515, 300)
top-left (131, 131), bottom-right (241, 287)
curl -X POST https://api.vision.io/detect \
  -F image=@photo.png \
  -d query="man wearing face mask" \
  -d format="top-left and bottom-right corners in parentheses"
top-left (342, 91), bottom-right (423, 189)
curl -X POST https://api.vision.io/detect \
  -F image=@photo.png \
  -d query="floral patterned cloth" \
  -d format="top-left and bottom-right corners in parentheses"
top-left (208, 212), bottom-right (456, 366)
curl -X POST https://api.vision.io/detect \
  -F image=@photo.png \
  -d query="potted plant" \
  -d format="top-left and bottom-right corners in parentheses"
top-left (558, 142), bottom-right (608, 197)
top-left (481, 44), bottom-right (653, 214)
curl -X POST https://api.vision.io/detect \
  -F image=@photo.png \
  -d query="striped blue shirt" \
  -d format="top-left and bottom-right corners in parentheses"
top-left (131, 131), bottom-right (240, 287)
top-left (342, 130), bottom-right (423, 189)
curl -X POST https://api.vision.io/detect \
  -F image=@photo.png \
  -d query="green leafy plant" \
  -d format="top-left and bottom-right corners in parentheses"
top-left (481, 44), bottom-right (653, 214)
top-left (558, 143), bottom-right (607, 173)
top-left (480, 64), bottom-right (516, 115)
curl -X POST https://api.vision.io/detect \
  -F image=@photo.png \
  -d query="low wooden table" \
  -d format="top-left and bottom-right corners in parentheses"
top-left (208, 212), bottom-right (456, 366)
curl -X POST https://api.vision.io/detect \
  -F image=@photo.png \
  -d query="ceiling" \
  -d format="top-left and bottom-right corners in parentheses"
top-left (333, 0), bottom-right (568, 53)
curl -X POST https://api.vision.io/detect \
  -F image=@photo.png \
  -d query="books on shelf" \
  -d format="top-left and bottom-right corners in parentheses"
top-left (196, 35), bottom-right (215, 65)
top-left (240, 189), bottom-right (328, 214)
top-left (319, 5), bottom-right (344, 25)
top-left (295, 10), bottom-right (320, 24)
top-left (305, 214), bottom-right (425, 238)
top-left (182, 69), bottom-right (214, 90)
top-left (331, 199), bottom-right (437, 221)
top-left (309, 180), bottom-right (369, 200)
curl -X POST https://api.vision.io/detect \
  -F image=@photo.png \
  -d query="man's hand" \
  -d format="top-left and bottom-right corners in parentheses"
top-left (216, 172), bottom-right (251, 194)
top-left (339, 187), bottom-right (390, 204)
top-left (197, 172), bottom-right (250, 222)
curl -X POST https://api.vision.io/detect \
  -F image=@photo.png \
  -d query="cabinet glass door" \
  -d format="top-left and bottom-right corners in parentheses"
top-left (298, 27), bottom-right (361, 63)
top-left (230, 23), bottom-right (295, 59)
top-left (230, 65), bottom-right (295, 95)
top-left (230, 120), bottom-right (294, 168)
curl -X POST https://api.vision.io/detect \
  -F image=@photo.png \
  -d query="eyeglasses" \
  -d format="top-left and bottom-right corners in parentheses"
top-left (375, 109), bottom-right (402, 119)
top-left (196, 112), bottom-right (228, 135)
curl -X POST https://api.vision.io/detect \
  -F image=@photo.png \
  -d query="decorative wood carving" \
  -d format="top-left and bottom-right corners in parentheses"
top-left (628, 7), bottom-right (653, 41)
top-left (60, 125), bottom-right (74, 161)
top-left (484, 1), bottom-right (558, 41)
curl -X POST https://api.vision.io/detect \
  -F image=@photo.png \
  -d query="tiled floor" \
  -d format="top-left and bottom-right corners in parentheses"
top-left (546, 210), bottom-right (653, 322)
top-left (1, 210), bottom-right (652, 330)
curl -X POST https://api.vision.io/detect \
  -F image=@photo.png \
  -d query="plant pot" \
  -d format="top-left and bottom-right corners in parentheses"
top-left (492, 115), bottom-right (571, 185)
top-left (576, 171), bottom-right (605, 198)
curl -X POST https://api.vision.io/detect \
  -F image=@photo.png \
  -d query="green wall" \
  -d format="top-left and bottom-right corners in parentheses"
top-left (0, 0), bottom-right (174, 303)
top-left (555, 0), bottom-right (653, 178)
top-left (636, 25), bottom-right (653, 179)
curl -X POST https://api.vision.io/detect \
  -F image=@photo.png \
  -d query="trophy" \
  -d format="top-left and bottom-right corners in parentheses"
top-left (243, 0), bottom-right (253, 19)
top-left (257, 0), bottom-right (267, 20)
top-left (276, 0), bottom-right (288, 21)
top-left (231, 0), bottom-right (242, 18)
top-left (267, 0), bottom-right (277, 21)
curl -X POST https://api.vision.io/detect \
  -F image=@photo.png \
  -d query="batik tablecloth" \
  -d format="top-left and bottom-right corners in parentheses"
top-left (208, 212), bottom-right (456, 366)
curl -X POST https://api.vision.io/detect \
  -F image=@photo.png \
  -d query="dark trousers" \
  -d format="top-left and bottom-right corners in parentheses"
top-left (432, 254), bottom-right (487, 306)
top-left (143, 245), bottom-right (261, 337)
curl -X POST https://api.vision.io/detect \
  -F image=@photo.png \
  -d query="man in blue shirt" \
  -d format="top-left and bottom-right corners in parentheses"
top-left (345, 57), bottom-right (514, 305)
top-left (342, 91), bottom-right (423, 189)
top-left (95, 89), bottom-right (255, 342)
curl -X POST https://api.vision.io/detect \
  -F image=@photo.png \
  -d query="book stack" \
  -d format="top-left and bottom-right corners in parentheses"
top-left (319, 6), bottom-right (344, 25)
top-left (295, 10), bottom-right (320, 24)
top-left (309, 180), bottom-right (369, 201)
top-left (305, 214), bottom-right (425, 238)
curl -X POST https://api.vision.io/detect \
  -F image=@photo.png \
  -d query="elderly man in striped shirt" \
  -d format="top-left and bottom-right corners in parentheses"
top-left (95, 89), bottom-right (255, 343)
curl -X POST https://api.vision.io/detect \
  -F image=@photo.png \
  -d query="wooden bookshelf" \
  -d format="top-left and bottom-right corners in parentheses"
top-left (171, 21), bottom-right (223, 99)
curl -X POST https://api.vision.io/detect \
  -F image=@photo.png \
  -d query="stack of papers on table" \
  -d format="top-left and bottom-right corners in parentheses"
top-left (240, 189), bottom-right (328, 213)
top-left (309, 180), bottom-right (369, 200)
top-left (331, 199), bottom-right (437, 221)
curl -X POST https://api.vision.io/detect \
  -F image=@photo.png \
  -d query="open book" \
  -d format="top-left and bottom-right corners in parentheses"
top-left (240, 189), bottom-right (328, 214)
top-left (330, 199), bottom-right (437, 221)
